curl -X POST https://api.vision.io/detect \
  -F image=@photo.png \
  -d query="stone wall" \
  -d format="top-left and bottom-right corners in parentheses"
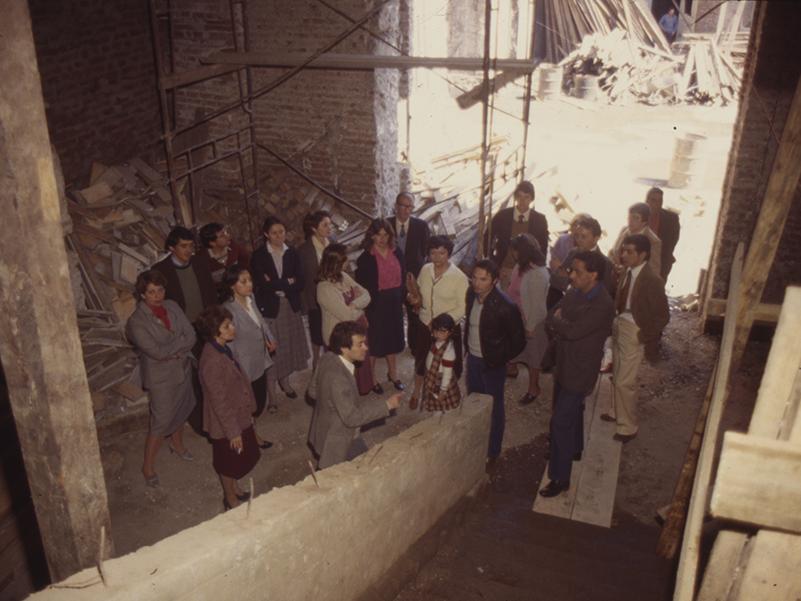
top-left (28, 0), bottom-right (161, 185)
top-left (30, 395), bottom-right (492, 601)
top-left (705, 1), bottom-right (801, 310)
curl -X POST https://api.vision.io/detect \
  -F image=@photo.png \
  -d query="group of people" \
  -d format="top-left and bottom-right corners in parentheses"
top-left (125, 180), bottom-right (679, 507)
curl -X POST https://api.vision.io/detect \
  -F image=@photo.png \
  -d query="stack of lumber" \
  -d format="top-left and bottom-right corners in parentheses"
top-left (559, 29), bottom-right (742, 105)
top-left (65, 159), bottom-right (177, 400)
top-left (541, 0), bottom-right (671, 64)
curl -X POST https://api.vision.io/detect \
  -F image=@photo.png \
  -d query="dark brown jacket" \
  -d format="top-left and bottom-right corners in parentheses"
top-left (486, 207), bottom-right (549, 267)
top-left (199, 343), bottom-right (256, 441)
top-left (624, 263), bottom-right (670, 345)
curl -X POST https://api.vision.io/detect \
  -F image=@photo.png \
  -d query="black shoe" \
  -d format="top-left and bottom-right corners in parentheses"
top-left (258, 440), bottom-right (274, 450)
top-left (278, 381), bottom-right (297, 399)
top-left (614, 433), bottom-right (637, 443)
top-left (518, 393), bottom-right (538, 406)
top-left (223, 498), bottom-right (232, 511)
top-left (539, 480), bottom-right (570, 497)
top-left (372, 383), bottom-right (384, 394)
top-left (391, 379), bottom-right (405, 391)
top-left (236, 491), bottom-right (251, 502)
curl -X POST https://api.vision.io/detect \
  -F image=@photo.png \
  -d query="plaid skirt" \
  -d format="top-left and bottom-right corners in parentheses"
top-left (266, 298), bottom-right (310, 380)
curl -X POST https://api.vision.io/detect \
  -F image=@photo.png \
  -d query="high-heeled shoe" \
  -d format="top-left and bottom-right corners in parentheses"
top-left (144, 473), bottom-right (160, 488)
top-left (278, 380), bottom-right (297, 399)
top-left (223, 498), bottom-right (232, 511)
top-left (236, 491), bottom-right (251, 502)
top-left (258, 440), bottom-right (274, 450)
top-left (168, 445), bottom-right (194, 461)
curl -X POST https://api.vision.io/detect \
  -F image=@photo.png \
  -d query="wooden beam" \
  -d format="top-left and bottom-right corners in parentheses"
top-left (732, 75), bottom-right (801, 368)
top-left (697, 530), bottom-right (750, 601)
top-left (734, 530), bottom-right (801, 600)
top-left (711, 432), bottom-right (801, 533)
top-left (704, 297), bottom-right (782, 324)
top-left (748, 287), bottom-right (801, 439)
top-left (673, 242), bottom-right (743, 601)
top-left (203, 50), bottom-right (537, 72)
top-left (0, 0), bottom-right (113, 581)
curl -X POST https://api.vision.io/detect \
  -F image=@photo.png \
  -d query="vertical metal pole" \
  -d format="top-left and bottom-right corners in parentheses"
top-left (519, 0), bottom-right (536, 179)
top-left (477, 0), bottom-right (493, 259)
top-left (148, 0), bottom-right (189, 224)
top-left (230, 0), bottom-right (259, 246)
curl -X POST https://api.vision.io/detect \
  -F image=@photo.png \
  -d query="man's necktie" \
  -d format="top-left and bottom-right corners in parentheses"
top-left (617, 269), bottom-right (632, 314)
top-left (518, 215), bottom-right (525, 224)
top-left (400, 224), bottom-right (406, 238)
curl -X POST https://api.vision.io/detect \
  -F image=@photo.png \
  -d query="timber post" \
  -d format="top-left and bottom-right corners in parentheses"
top-left (0, 0), bottom-right (113, 582)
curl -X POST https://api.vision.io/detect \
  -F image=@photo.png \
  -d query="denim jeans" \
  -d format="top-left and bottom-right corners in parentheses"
top-left (466, 353), bottom-right (507, 458)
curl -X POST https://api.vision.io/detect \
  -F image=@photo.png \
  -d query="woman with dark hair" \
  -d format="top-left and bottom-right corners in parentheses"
top-left (407, 235), bottom-right (468, 409)
top-left (197, 305), bottom-right (260, 510)
top-left (221, 266), bottom-right (279, 432)
top-left (297, 210), bottom-right (333, 371)
top-left (316, 244), bottom-right (375, 395)
top-left (126, 269), bottom-right (197, 488)
top-left (507, 233), bottom-right (550, 404)
top-left (355, 219), bottom-right (406, 393)
top-left (250, 216), bottom-right (310, 403)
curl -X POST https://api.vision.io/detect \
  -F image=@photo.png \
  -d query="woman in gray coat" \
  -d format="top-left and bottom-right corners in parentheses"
top-left (221, 265), bottom-right (277, 445)
top-left (126, 270), bottom-right (197, 488)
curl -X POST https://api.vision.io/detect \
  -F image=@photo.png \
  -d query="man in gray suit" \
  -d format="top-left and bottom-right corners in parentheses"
top-left (308, 321), bottom-right (402, 469)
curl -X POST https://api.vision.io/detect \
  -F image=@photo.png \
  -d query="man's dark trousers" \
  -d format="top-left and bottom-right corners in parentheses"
top-left (466, 353), bottom-right (507, 458)
top-left (548, 383), bottom-right (586, 483)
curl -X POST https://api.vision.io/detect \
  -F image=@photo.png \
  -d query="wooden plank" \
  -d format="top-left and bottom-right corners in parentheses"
top-left (204, 51), bottom-right (537, 72)
top-left (534, 373), bottom-right (622, 528)
top-left (732, 77), bottom-right (801, 369)
top-left (673, 242), bottom-right (743, 601)
top-left (711, 432), bottom-right (801, 533)
top-left (747, 287), bottom-right (801, 439)
top-left (704, 297), bottom-right (781, 324)
top-left (571, 374), bottom-right (621, 527)
top-left (733, 530), bottom-right (801, 601)
top-left (697, 530), bottom-right (750, 601)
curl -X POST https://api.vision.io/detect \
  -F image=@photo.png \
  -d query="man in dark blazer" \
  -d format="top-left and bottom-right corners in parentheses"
top-left (646, 187), bottom-right (681, 283)
top-left (464, 260), bottom-right (526, 464)
top-left (610, 234), bottom-right (669, 443)
top-left (152, 226), bottom-right (217, 323)
top-left (485, 180), bottom-right (549, 287)
top-left (389, 192), bottom-right (430, 350)
top-left (307, 321), bottom-right (401, 469)
top-left (540, 251), bottom-right (615, 497)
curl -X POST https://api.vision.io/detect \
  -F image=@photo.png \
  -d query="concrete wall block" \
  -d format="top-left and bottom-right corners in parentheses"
top-left (31, 394), bottom-right (493, 601)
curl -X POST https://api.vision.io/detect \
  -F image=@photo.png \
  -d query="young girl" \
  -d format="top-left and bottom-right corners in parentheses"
top-left (422, 313), bottom-right (462, 412)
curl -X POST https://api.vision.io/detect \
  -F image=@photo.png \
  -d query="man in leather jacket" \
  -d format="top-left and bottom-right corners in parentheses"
top-left (464, 259), bottom-right (526, 464)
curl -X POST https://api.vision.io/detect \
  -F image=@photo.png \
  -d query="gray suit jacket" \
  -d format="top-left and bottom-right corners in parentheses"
top-left (307, 352), bottom-right (389, 469)
top-left (125, 300), bottom-right (196, 392)
top-left (224, 297), bottom-right (276, 382)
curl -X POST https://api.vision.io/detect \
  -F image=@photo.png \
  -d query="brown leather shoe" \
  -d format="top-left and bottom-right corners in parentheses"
top-left (409, 395), bottom-right (419, 410)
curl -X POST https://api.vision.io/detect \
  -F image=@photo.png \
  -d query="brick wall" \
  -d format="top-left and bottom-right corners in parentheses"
top-left (706, 1), bottom-right (801, 309)
top-left (169, 0), bottom-right (402, 221)
top-left (29, 0), bottom-right (161, 185)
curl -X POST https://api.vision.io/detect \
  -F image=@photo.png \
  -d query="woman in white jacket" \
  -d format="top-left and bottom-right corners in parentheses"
top-left (316, 243), bottom-right (374, 394)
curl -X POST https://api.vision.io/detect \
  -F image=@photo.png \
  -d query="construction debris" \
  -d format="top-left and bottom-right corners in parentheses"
top-left (540, 0), bottom-right (671, 65)
top-left (558, 29), bottom-right (742, 106)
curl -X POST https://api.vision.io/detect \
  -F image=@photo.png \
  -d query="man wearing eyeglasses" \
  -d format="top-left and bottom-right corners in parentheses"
top-left (390, 192), bottom-right (430, 350)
